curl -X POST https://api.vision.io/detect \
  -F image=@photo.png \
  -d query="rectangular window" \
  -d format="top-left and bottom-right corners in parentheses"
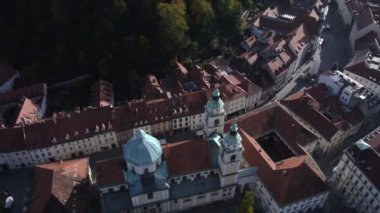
top-left (147, 192), bottom-right (153, 199)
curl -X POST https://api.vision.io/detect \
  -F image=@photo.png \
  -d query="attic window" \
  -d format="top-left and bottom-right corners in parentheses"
top-left (65, 134), bottom-right (70, 140)
top-left (101, 123), bottom-right (106, 131)
top-left (85, 128), bottom-right (90, 134)
top-left (108, 122), bottom-right (112, 130)
top-left (74, 131), bottom-right (79, 136)
top-left (52, 137), bottom-right (57, 143)
top-left (95, 125), bottom-right (100, 133)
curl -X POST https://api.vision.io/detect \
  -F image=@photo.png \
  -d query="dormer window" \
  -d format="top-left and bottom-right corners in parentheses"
top-left (74, 131), bottom-right (79, 136)
top-left (95, 125), bottom-right (100, 133)
top-left (101, 123), bottom-right (106, 131)
top-left (108, 122), bottom-right (112, 130)
top-left (52, 137), bottom-right (57, 143)
top-left (65, 134), bottom-right (70, 140)
top-left (85, 128), bottom-right (90, 134)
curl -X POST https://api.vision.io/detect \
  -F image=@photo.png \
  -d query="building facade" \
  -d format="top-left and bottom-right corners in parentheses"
top-left (96, 90), bottom-right (256, 212)
top-left (331, 127), bottom-right (380, 213)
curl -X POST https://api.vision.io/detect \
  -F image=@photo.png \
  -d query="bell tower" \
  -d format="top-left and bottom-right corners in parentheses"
top-left (203, 89), bottom-right (226, 138)
top-left (218, 123), bottom-right (244, 187)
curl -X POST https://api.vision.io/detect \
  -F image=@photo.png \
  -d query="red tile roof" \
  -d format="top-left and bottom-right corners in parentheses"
top-left (288, 24), bottom-right (311, 55)
top-left (91, 80), bottom-right (113, 107)
top-left (0, 64), bottom-right (18, 85)
top-left (29, 158), bottom-right (90, 213)
top-left (125, 90), bottom-right (209, 128)
top-left (24, 106), bottom-right (114, 149)
top-left (240, 129), bottom-right (328, 206)
top-left (363, 127), bottom-right (380, 153)
top-left (0, 126), bottom-right (26, 152)
top-left (281, 90), bottom-right (339, 140)
top-left (164, 139), bottom-right (211, 176)
top-left (265, 43), bottom-right (295, 77)
top-left (281, 84), bottom-right (363, 140)
top-left (96, 158), bottom-right (125, 187)
top-left (354, 31), bottom-right (379, 51)
top-left (0, 83), bottom-right (46, 106)
top-left (226, 103), bottom-right (317, 152)
top-left (14, 98), bottom-right (40, 126)
top-left (345, 53), bottom-right (380, 85)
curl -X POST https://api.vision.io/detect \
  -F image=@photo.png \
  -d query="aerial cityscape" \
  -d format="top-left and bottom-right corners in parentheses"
top-left (0, 0), bottom-right (379, 213)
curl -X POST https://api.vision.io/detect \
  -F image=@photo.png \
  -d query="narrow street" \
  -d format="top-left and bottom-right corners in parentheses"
top-left (319, 4), bottom-right (352, 70)
top-left (273, 3), bottom-right (353, 101)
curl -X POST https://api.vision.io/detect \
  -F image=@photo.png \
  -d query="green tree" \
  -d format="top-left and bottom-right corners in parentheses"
top-left (238, 190), bottom-right (254, 213)
top-left (240, 0), bottom-right (254, 9)
top-left (189, 0), bottom-right (215, 30)
top-left (214, 0), bottom-right (243, 36)
top-left (156, 2), bottom-right (189, 59)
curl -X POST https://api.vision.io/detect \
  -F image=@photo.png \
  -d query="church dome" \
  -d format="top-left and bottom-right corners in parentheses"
top-left (123, 129), bottom-right (162, 166)
top-left (206, 89), bottom-right (224, 113)
top-left (224, 123), bottom-right (242, 145)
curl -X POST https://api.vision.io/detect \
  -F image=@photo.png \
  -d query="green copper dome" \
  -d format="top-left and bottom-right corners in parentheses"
top-left (123, 129), bottom-right (162, 166)
top-left (206, 89), bottom-right (224, 112)
top-left (212, 89), bottom-right (220, 97)
top-left (223, 123), bottom-right (242, 145)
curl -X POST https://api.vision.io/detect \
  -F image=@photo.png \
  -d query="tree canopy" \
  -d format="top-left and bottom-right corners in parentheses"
top-left (0, 0), bottom-right (245, 100)
top-left (238, 190), bottom-right (255, 213)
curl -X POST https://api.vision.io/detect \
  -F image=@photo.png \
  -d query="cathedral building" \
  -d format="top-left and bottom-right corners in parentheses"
top-left (95, 89), bottom-right (256, 213)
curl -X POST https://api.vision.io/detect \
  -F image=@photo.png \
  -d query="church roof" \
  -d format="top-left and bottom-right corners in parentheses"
top-left (164, 139), bottom-right (212, 176)
top-left (223, 123), bottom-right (242, 145)
top-left (123, 129), bottom-right (162, 166)
top-left (206, 89), bottom-right (224, 112)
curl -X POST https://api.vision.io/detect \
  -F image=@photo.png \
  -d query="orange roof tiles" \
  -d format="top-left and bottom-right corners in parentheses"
top-left (164, 139), bottom-right (211, 176)
top-left (240, 129), bottom-right (328, 206)
top-left (29, 158), bottom-right (90, 213)
top-left (226, 103), bottom-right (317, 153)
top-left (14, 98), bottom-right (39, 125)
top-left (91, 80), bottom-right (113, 107)
top-left (24, 106), bottom-right (113, 149)
top-left (0, 83), bottom-right (46, 105)
top-left (96, 158), bottom-right (125, 187)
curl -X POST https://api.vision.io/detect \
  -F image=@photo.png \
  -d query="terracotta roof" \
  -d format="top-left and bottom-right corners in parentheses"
top-left (29, 158), bottom-right (90, 213)
top-left (0, 126), bottom-right (26, 152)
top-left (164, 139), bottom-right (211, 176)
top-left (363, 126), bottom-right (380, 154)
top-left (253, 1), bottom-right (320, 35)
top-left (0, 83), bottom-right (46, 106)
top-left (14, 98), bottom-right (40, 125)
top-left (226, 103), bottom-right (317, 152)
top-left (281, 90), bottom-right (339, 140)
top-left (96, 158), bottom-right (125, 187)
top-left (288, 24), bottom-right (311, 55)
top-left (345, 53), bottom-right (380, 85)
top-left (175, 61), bottom-right (189, 79)
top-left (0, 64), bottom-right (18, 85)
top-left (282, 84), bottom-right (364, 139)
top-left (265, 44), bottom-right (295, 77)
top-left (126, 90), bottom-right (208, 128)
top-left (240, 129), bottom-right (328, 206)
top-left (91, 80), bottom-right (113, 107)
top-left (24, 106), bottom-right (113, 150)
top-left (347, 0), bottom-right (375, 30)
top-left (354, 31), bottom-right (379, 51)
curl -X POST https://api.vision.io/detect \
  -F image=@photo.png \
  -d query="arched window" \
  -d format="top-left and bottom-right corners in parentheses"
top-left (230, 155), bottom-right (236, 162)
top-left (214, 119), bottom-right (220, 126)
